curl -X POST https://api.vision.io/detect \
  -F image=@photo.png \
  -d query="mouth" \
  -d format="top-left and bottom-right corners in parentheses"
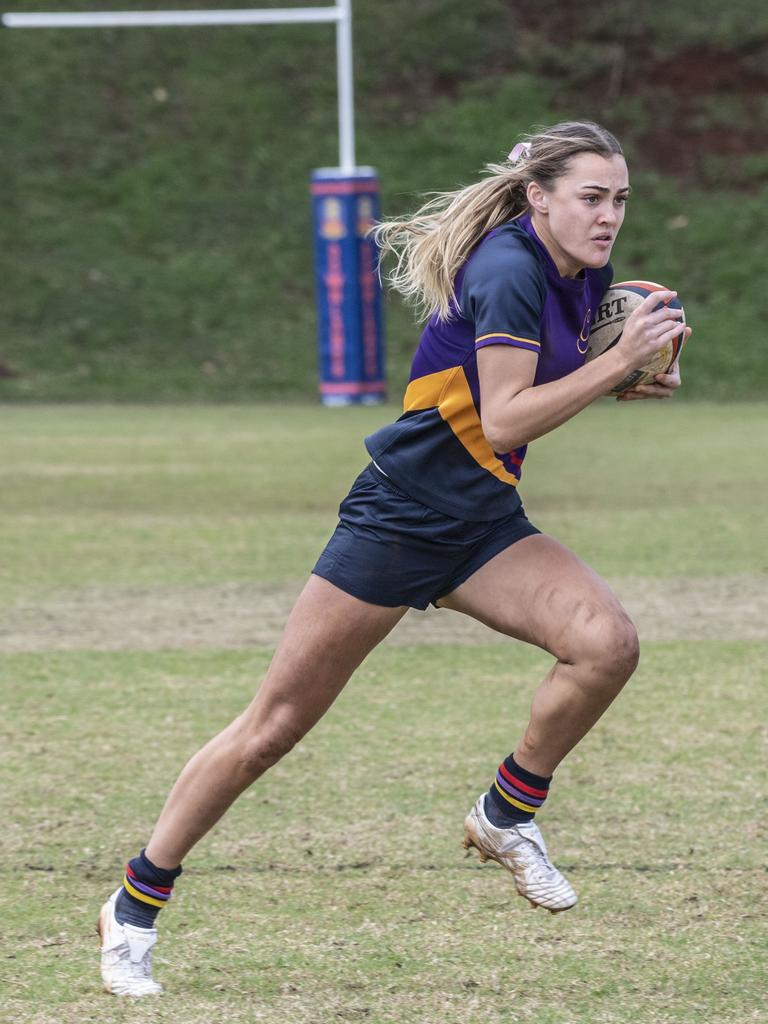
top-left (592, 234), bottom-right (613, 246)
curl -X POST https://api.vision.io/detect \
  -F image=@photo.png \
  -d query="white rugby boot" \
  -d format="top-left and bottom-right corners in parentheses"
top-left (97, 888), bottom-right (163, 996)
top-left (463, 796), bottom-right (577, 913)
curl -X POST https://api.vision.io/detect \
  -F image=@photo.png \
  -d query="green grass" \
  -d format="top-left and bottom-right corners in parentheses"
top-left (0, 402), bottom-right (765, 606)
top-left (2, 643), bottom-right (767, 1024)
top-left (0, 402), bottom-right (766, 1021)
top-left (2, 0), bottom-right (767, 400)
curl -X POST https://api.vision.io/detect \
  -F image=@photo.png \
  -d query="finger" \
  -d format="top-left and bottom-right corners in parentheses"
top-left (645, 303), bottom-right (685, 326)
top-left (653, 372), bottom-right (681, 387)
top-left (617, 391), bottom-right (672, 401)
top-left (636, 289), bottom-right (677, 312)
top-left (634, 387), bottom-right (673, 398)
top-left (618, 383), bottom-right (676, 400)
top-left (652, 319), bottom-right (687, 347)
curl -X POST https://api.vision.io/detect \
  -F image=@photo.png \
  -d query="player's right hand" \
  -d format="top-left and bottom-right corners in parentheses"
top-left (615, 290), bottom-right (684, 370)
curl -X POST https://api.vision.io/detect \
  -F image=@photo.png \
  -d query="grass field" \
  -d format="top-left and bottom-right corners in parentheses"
top-left (1, 402), bottom-right (766, 1024)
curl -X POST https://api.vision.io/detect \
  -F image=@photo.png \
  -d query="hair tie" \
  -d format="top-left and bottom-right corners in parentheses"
top-left (508, 142), bottom-right (531, 164)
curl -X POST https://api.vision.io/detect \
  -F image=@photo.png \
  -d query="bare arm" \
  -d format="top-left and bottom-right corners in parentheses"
top-left (479, 290), bottom-right (688, 451)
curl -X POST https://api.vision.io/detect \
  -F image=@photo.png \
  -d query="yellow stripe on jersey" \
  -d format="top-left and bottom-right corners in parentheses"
top-left (475, 331), bottom-right (541, 348)
top-left (403, 367), bottom-right (519, 485)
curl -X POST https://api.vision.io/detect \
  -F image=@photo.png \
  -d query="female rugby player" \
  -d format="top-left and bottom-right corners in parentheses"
top-left (98, 120), bottom-right (690, 996)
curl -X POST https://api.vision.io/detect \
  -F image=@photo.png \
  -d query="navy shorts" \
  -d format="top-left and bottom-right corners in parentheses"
top-left (312, 464), bottom-right (540, 610)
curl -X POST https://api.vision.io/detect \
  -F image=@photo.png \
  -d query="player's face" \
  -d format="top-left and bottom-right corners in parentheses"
top-left (528, 153), bottom-right (630, 278)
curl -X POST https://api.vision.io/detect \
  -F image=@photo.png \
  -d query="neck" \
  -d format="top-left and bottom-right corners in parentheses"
top-left (528, 213), bottom-right (582, 279)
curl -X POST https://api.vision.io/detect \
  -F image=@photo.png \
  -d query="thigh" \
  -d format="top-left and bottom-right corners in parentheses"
top-left (437, 533), bottom-right (631, 660)
top-left (241, 574), bottom-right (408, 736)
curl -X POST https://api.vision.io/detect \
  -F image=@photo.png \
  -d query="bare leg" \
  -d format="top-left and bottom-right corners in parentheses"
top-left (438, 534), bottom-right (639, 776)
top-left (146, 576), bottom-right (407, 868)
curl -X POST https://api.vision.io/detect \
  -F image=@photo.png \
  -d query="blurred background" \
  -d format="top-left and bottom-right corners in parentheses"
top-left (2, 0), bottom-right (767, 402)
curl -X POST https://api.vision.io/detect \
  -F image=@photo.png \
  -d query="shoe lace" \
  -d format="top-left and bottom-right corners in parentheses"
top-left (516, 831), bottom-right (558, 879)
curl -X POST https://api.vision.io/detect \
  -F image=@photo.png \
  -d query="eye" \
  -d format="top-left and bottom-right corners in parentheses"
top-left (583, 195), bottom-right (600, 205)
top-left (615, 195), bottom-right (629, 205)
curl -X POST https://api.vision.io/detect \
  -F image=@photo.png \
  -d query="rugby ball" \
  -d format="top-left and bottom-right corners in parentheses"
top-left (586, 281), bottom-right (686, 395)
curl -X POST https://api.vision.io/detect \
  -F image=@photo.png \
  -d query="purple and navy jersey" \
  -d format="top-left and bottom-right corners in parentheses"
top-left (365, 214), bottom-right (613, 521)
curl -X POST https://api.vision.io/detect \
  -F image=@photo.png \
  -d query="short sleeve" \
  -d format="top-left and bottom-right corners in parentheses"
top-left (460, 229), bottom-right (546, 356)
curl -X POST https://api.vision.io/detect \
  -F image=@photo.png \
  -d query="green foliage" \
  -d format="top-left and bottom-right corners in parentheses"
top-left (639, 0), bottom-right (768, 47)
top-left (1, 1), bottom-right (766, 400)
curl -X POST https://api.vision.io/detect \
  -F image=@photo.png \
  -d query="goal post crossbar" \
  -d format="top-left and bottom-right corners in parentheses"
top-left (0, 9), bottom-right (341, 28)
top-left (1, 4), bottom-right (357, 170)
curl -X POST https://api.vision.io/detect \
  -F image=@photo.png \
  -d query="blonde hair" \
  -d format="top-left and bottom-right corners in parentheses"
top-left (372, 120), bottom-right (623, 321)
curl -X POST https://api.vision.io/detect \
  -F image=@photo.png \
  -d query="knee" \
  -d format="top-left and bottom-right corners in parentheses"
top-left (234, 709), bottom-right (304, 780)
top-left (574, 607), bottom-right (640, 685)
top-left (608, 614), bottom-right (640, 681)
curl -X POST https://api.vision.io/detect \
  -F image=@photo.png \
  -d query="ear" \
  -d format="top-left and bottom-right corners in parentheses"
top-left (526, 181), bottom-right (549, 214)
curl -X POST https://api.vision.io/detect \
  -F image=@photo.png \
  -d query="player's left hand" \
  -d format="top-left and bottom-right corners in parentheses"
top-left (616, 362), bottom-right (681, 400)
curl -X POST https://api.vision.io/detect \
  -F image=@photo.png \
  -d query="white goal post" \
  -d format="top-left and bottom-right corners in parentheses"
top-left (1, 4), bottom-right (358, 172)
top-left (3, 2), bottom-right (386, 404)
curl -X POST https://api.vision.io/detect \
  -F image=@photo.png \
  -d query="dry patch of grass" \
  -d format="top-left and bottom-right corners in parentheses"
top-left (2, 575), bottom-right (767, 653)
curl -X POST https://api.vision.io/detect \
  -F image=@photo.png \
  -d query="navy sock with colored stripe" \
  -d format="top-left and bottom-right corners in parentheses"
top-left (485, 753), bottom-right (551, 826)
top-left (114, 849), bottom-right (182, 929)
